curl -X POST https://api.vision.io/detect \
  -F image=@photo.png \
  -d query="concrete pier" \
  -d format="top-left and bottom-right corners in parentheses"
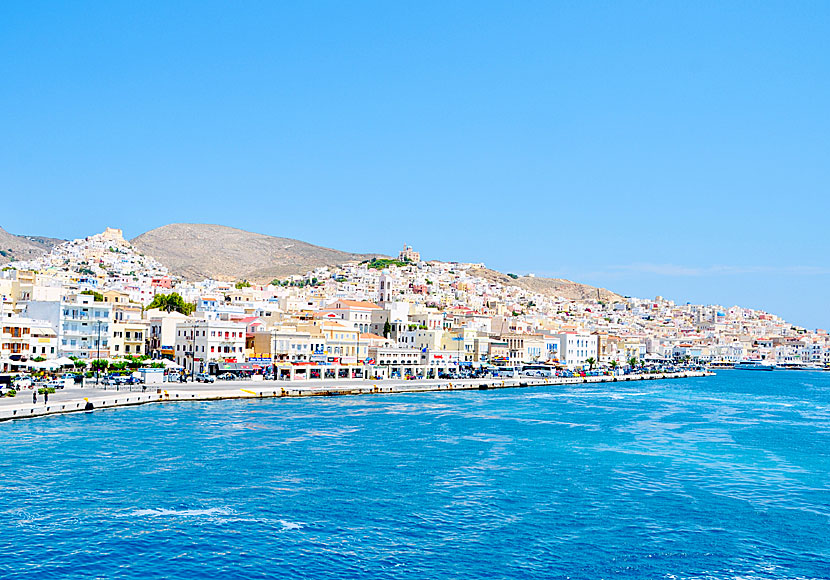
top-left (0, 371), bottom-right (712, 423)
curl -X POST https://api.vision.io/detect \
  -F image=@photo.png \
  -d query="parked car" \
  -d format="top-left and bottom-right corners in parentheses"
top-left (46, 379), bottom-right (65, 390)
top-left (14, 377), bottom-right (33, 389)
top-left (195, 373), bottom-right (215, 383)
top-left (217, 373), bottom-right (236, 381)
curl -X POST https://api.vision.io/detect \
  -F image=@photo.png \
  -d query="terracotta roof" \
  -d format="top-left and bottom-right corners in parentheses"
top-left (360, 333), bottom-right (386, 340)
top-left (313, 311), bottom-right (340, 318)
top-left (332, 300), bottom-right (381, 309)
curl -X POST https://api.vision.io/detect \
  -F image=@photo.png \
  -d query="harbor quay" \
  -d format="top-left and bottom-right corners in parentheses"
top-left (0, 370), bottom-right (710, 423)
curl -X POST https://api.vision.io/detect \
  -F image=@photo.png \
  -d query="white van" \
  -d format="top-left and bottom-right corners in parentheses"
top-left (521, 365), bottom-right (554, 378)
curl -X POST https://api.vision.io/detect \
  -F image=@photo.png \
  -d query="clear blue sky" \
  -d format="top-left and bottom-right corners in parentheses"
top-left (2, 2), bottom-right (829, 328)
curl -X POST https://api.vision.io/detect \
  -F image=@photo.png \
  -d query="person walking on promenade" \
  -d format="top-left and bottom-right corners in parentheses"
top-left (32, 391), bottom-right (37, 404)
top-left (44, 390), bottom-right (48, 404)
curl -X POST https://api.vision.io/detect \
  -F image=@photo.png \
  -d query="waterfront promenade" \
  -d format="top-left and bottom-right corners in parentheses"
top-left (0, 371), bottom-right (709, 422)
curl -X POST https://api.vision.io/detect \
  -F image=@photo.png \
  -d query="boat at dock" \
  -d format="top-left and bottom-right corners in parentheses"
top-left (734, 360), bottom-right (774, 371)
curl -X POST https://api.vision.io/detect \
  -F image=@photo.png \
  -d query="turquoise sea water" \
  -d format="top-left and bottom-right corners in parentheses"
top-left (1, 371), bottom-right (829, 579)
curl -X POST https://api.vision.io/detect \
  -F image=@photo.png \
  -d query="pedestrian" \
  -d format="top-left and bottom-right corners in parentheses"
top-left (44, 390), bottom-right (48, 404)
top-left (33, 391), bottom-right (37, 404)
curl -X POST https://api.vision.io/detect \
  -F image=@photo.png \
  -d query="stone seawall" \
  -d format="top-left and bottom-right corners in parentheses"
top-left (0, 371), bottom-right (711, 423)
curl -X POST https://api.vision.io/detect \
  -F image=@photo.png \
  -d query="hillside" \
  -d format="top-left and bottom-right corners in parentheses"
top-left (469, 266), bottom-right (623, 303)
top-left (0, 227), bottom-right (61, 265)
top-left (131, 224), bottom-right (382, 282)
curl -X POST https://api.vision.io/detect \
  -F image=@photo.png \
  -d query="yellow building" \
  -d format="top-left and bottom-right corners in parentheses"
top-left (111, 320), bottom-right (149, 357)
top-left (101, 289), bottom-right (130, 305)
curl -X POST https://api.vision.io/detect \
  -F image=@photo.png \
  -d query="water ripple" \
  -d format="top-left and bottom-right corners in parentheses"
top-left (0, 371), bottom-right (828, 579)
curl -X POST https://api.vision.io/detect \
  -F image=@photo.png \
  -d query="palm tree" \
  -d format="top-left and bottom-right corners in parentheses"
top-left (610, 360), bottom-right (618, 373)
top-left (586, 357), bottom-right (596, 370)
top-left (628, 356), bottom-right (638, 369)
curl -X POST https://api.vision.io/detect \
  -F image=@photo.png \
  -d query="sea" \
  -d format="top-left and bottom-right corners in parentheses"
top-left (1, 370), bottom-right (828, 579)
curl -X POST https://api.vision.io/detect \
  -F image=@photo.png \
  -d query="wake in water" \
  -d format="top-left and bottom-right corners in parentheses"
top-left (2, 372), bottom-right (829, 579)
top-left (119, 507), bottom-right (233, 518)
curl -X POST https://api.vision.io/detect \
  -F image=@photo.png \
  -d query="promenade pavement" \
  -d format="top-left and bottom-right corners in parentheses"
top-left (0, 371), bottom-right (710, 422)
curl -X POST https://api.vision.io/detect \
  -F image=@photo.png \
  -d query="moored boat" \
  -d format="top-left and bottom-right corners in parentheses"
top-left (734, 360), bottom-right (774, 371)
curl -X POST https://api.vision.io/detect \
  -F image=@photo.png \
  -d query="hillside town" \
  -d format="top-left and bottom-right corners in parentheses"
top-left (1, 228), bottom-right (828, 378)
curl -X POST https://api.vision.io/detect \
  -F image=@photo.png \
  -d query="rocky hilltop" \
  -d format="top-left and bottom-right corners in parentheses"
top-left (131, 223), bottom-right (382, 282)
top-left (469, 266), bottom-right (623, 303)
top-left (2, 222), bottom-right (623, 303)
top-left (0, 227), bottom-right (62, 265)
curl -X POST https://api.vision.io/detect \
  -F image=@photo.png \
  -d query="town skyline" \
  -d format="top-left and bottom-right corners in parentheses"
top-left (2, 220), bottom-right (827, 331)
top-left (1, 226), bottom-right (826, 380)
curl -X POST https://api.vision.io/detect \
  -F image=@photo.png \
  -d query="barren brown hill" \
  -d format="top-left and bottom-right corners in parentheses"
top-left (0, 226), bottom-right (61, 264)
top-left (131, 224), bottom-right (382, 282)
top-left (469, 266), bottom-right (623, 303)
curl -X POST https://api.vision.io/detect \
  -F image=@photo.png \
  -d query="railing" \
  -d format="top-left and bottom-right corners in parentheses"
top-left (82, 380), bottom-right (151, 392)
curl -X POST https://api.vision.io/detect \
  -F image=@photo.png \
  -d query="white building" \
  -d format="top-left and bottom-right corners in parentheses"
top-left (554, 333), bottom-right (598, 367)
top-left (319, 299), bottom-right (382, 334)
top-left (0, 317), bottom-right (58, 368)
top-left (174, 320), bottom-right (247, 375)
top-left (25, 294), bottom-right (114, 359)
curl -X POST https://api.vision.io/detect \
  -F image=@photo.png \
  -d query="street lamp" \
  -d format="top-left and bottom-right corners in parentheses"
top-left (272, 330), bottom-right (277, 380)
top-left (190, 321), bottom-right (202, 382)
top-left (95, 319), bottom-right (104, 385)
top-left (451, 333), bottom-right (464, 371)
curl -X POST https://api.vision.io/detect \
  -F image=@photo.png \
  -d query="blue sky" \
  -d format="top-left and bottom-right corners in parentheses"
top-left (2, 2), bottom-right (829, 328)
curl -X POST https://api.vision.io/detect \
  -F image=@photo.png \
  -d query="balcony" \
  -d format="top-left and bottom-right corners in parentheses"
top-left (63, 314), bottom-right (91, 320)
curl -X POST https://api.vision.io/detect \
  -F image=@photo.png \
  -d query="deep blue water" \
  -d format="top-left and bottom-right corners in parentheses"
top-left (1, 371), bottom-right (829, 579)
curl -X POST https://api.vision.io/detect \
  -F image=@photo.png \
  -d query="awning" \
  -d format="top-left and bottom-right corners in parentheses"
top-left (26, 360), bottom-right (63, 370)
top-left (215, 363), bottom-right (257, 371)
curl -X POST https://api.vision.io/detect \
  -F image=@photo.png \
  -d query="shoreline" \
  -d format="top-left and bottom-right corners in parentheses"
top-left (0, 371), bottom-right (712, 423)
